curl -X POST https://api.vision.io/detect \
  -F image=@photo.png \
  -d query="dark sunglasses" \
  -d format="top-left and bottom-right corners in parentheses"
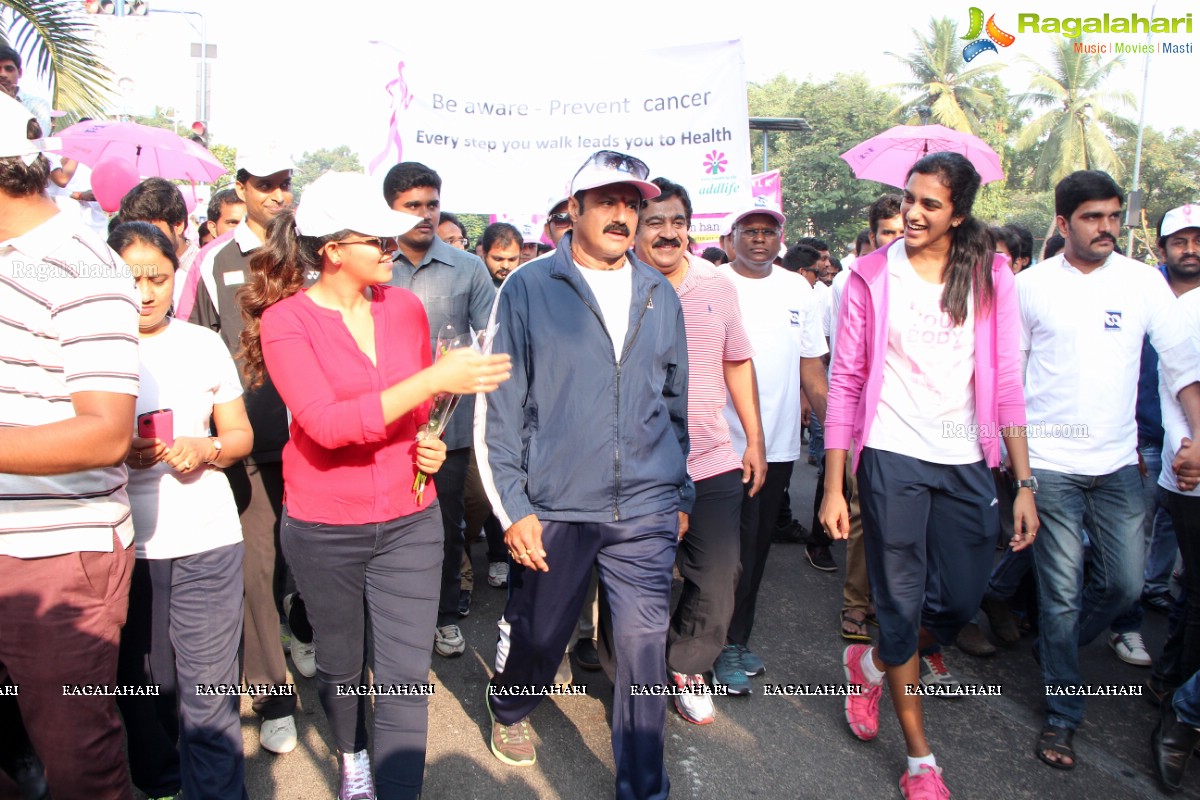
top-left (575, 150), bottom-right (650, 182)
top-left (547, 212), bottom-right (572, 228)
top-left (334, 236), bottom-right (399, 253)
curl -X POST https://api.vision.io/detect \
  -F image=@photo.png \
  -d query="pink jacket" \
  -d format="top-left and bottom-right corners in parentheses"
top-left (825, 240), bottom-right (1026, 471)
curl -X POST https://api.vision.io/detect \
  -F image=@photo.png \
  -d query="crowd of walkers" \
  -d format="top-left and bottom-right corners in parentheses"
top-left (2, 82), bottom-right (1200, 800)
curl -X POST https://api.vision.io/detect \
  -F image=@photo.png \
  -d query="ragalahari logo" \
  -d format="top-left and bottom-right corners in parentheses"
top-left (960, 8), bottom-right (1016, 61)
top-left (703, 150), bottom-right (728, 175)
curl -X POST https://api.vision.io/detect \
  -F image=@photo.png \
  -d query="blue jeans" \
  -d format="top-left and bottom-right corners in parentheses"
top-left (808, 410), bottom-right (824, 461)
top-left (1032, 465), bottom-right (1145, 730)
top-left (1174, 669), bottom-right (1200, 728)
top-left (1110, 443), bottom-right (1180, 633)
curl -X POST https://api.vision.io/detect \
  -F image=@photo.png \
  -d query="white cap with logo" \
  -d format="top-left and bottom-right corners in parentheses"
top-left (569, 150), bottom-right (660, 201)
top-left (295, 172), bottom-right (421, 238)
top-left (1161, 204), bottom-right (1200, 239)
top-left (235, 142), bottom-right (295, 178)
top-left (0, 92), bottom-right (58, 164)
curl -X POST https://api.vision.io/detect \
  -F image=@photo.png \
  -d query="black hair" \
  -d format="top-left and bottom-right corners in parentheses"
top-left (1003, 223), bottom-right (1033, 264)
top-left (481, 222), bottom-right (523, 254)
top-left (1054, 170), bottom-right (1124, 220)
top-left (107, 221), bottom-right (180, 272)
top-left (206, 188), bottom-right (242, 224)
top-left (536, 243), bottom-right (552, 255)
top-left (1043, 233), bottom-right (1065, 259)
top-left (0, 117), bottom-right (47, 197)
top-left (905, 152), bottom-right (993, 326)
top-left (828, 255), bottom-right (843, 272)
top-left (0, 45), bottom-right (21, 71)
top-left (990, 225), bottom-right (1022, 261)
top-left (782, 243), bottom-right (821, 273)
top-left (701, 246), bottom-right (728, 265)
top-left (796, 236), bottom-right (829, 252)
top-left (854, 229), bottom-right (872, 256)
top-left (118, 177), bottom-right (188, 229)
top-left (438, 211), bottom-right (466, 239)
top-left (868, 194), bottom-right (903, 237)
top-left (648, 177), bottom-right (694, 226)
top-left (382, 161), bottom-right (442, 205)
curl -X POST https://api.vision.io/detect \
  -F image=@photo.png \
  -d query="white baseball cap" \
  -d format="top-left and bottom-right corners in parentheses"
top-left (235, 142), bottom-right (294, 178)
top-left (727, 204), bottom-right (786, 231)
top-left (0, 92), bottom-right (58, 164)
top-left (295, 172), bottom-right (421, 238)
top-left (569, 150), bottom-right (660, 201)
top-left (1160, 204), bottom-right (1200, 239)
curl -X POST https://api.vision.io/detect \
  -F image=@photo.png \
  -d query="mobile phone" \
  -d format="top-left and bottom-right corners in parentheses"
top-left (137, 409), bottom-right (174, 447)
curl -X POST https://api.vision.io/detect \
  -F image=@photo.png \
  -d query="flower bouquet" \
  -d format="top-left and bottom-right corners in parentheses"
top-left (413, 323), bottom-right (474, 505)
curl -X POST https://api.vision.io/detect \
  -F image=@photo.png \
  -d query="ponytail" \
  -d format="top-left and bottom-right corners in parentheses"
top-left (238, 210), bottom-right (326, 388)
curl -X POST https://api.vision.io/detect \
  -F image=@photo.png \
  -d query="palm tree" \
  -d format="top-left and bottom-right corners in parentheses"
top-left (886, 16), bottom-right (1001, 135)
top-left (1016, 37), bottom-right (1136, 189)
top-left (0, 1), bottom-right (111, 118)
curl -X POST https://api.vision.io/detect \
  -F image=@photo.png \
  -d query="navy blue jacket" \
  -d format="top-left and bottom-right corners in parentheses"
top-left (475, 232), bottom-right (692, 527)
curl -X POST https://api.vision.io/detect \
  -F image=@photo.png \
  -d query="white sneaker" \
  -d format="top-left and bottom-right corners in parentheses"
top-left (554, 652), bottom-right (573, 687)
top-left (1109, 632), bottom-right (1152, 666)
top-left (291, 639), bottom-right (317, 678)
top-left (669, 671), bottom-right (715, 725)
top-left (488, 561), bottom-right (509, 588)
top-left (259, 715), bottom-right (297, 754)
top-left (338, 749), bottom-right (375, 800)
top-left (434, 624), bottom-right (466, 657)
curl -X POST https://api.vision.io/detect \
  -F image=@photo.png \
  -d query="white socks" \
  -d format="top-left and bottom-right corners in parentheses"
top-left (908, 753), bottom-right (938, 776)
top-left (861, 647), bottom-right (885, 685)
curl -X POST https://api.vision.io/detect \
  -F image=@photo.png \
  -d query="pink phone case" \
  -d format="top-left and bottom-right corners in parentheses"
top-left (137, 409), bottom-right (174, 447)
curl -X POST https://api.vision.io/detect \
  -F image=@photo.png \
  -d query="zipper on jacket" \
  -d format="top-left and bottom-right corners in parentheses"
top-left (612, 289), bottom-right (656, 520)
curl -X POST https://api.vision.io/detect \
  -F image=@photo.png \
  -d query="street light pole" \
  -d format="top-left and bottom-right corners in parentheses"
top-left (153, 8), bottom-right (208, 125)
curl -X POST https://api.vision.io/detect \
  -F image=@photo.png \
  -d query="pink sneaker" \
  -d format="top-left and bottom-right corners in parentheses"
top-left (842, 644), bottom-right (882, 741)
top-left (899, 764), bottom-right (949, 799)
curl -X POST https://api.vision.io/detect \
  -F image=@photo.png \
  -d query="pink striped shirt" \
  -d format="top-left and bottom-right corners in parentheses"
top-left (676, 256), bottom-right (755, 481)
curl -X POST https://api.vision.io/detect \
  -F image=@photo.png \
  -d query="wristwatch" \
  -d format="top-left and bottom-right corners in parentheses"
top-left (206, 437), bottom-right (223, 465)
top-left (1013, 476), bottom-right (1038, 494)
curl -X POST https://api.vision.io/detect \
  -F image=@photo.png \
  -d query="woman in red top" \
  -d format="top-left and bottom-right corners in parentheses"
top-left (239, 172), bottom-right (510, 800)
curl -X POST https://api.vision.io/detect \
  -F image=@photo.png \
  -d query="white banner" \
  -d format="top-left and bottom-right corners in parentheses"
top-left (366, 39), bottom-right (752, 216)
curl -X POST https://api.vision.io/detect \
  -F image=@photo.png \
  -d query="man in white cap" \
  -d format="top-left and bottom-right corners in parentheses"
top-left (477, 150), bottom-right (690, 799)
top-left (189, 144), bottom-right (303, 755)
top-left (714, 204), bottom-right (828, 692)
top-left (0, 92), bottom-right (139, 800)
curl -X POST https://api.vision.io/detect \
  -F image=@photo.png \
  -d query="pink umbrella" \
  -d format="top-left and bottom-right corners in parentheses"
top-left (52, 120), bottom-right (227, 183)
top-left (840, 124), bottom-right (1004, 189)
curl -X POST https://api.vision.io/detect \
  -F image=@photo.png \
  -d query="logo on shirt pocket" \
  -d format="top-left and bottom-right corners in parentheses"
top-left (789, 309), bottom-right (800, 326)
top-left (1104, 310), bottom-right (1122, 330)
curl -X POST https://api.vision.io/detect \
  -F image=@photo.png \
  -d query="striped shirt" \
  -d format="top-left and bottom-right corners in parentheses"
top-left (677, 256), bottom-right (754, 481)
top-left (0, 210), bottom-right (140, 557)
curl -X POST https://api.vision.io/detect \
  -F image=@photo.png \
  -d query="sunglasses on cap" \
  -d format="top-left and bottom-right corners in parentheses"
top-left (574, 150), bottom-right (651, 182)
top-left (547, 212), bottom-right (572, 228)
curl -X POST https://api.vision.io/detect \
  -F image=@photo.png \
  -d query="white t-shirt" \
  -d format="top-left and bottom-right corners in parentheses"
top-left (576, 259), bottom-right (633, 357)
top-left (1020, 252), bottom-right (1199, 474)
top-left (866, 244), bottom-right (981, 464)
top-left (1160, 287), bottom-right (1200, 496)
top-left (128, 319), bottom-right (244, 559)
top-left (811, 279), bottom-right (833, 338)
top-left (720, 265), bottom-right (828, 462)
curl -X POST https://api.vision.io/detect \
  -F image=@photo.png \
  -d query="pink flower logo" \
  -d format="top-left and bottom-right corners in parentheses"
top-left (703, 150), bottom-right (727, 175)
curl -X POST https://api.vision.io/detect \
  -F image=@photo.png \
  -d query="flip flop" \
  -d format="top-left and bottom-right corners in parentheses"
top-left (1036, 725), bottom-right (1076, 770)
top-left (840, 610), bottom-right (871, 643)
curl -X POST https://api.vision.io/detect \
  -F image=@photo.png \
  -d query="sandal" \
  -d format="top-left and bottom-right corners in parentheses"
top-left (840, 610), bottom-right (872, 643)
top-left (1036, 725), bottom-right (1076, 770)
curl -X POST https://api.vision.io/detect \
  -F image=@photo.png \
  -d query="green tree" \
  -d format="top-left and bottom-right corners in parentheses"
top-left (1016, 37), bottom-right (1137, 189)
top-left (0, 1), bottom-right (111, 117)
top-left (1116, 126), bottom-right (1200, 262)
top-left (886, 16), bottom-right (1001, 134)
top-left (748, 73), bottom-right (900, 250)
top-left (292, 146), bottom-right (363, 200)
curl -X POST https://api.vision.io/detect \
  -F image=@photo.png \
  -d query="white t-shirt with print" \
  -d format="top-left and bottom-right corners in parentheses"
top-left (1020, 252), bottom-right (1199, 474)
top-left (866, 243), bottom-right (981, 464)
top-left (576, 259), bottom-right (633, 358)
top-left (128, 319), bottom-right (244, 559)
top-left (720, 265), bottom-right (828, 462)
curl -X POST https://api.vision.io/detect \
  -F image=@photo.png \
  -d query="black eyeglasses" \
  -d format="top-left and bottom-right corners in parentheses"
top-left (547, 212), bottom-right (572, 228)
top-left (334, 236), bottom-right (399, 253)
top-left (737, 227), bottom-right (780, 239)
top-left (574, 150), bottom-right (650, 182)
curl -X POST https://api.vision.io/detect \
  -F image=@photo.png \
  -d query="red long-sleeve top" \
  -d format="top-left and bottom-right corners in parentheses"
top-left (261, 285), bottom-right (435, 524)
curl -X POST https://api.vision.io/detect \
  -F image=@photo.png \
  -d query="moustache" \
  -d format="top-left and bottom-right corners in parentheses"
top-left (604, 223), bottom-right (631, 236)
top-left (653, 237), bottom-right (681, 248)
top-left (1091, 233), bottom-right (1116, 245)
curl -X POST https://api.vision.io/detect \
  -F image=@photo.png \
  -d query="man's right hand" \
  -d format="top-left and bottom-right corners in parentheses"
top-left (505, 514), bottom-right (549, 572)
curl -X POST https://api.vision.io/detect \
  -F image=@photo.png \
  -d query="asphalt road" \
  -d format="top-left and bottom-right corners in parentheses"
top-left (4, 459), bottom-right (1195, 799)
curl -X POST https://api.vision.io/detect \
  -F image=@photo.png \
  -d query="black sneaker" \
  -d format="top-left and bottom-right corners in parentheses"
top-left (772, 520), bottom-right (808, 544)
top-left (457, 589), bottom-right (471, 617)
top-left (805, 544), bottom-right (837, 572)
top-left (1144, 593), bottom-right (1173, 615)
top-left (574, 637), bottom-right (601, 671)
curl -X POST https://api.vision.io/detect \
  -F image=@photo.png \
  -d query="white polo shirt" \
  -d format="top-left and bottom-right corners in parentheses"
top-left (1019, 252), bottom-right (1200, 474)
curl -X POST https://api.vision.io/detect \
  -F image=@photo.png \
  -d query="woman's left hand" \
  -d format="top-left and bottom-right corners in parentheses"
top-left (415, 435), bottom-right (447, 475)
top-left (162, 436), bottom-right (212, 475)
top-left (1010, 489), bottom-right (1040, 552)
